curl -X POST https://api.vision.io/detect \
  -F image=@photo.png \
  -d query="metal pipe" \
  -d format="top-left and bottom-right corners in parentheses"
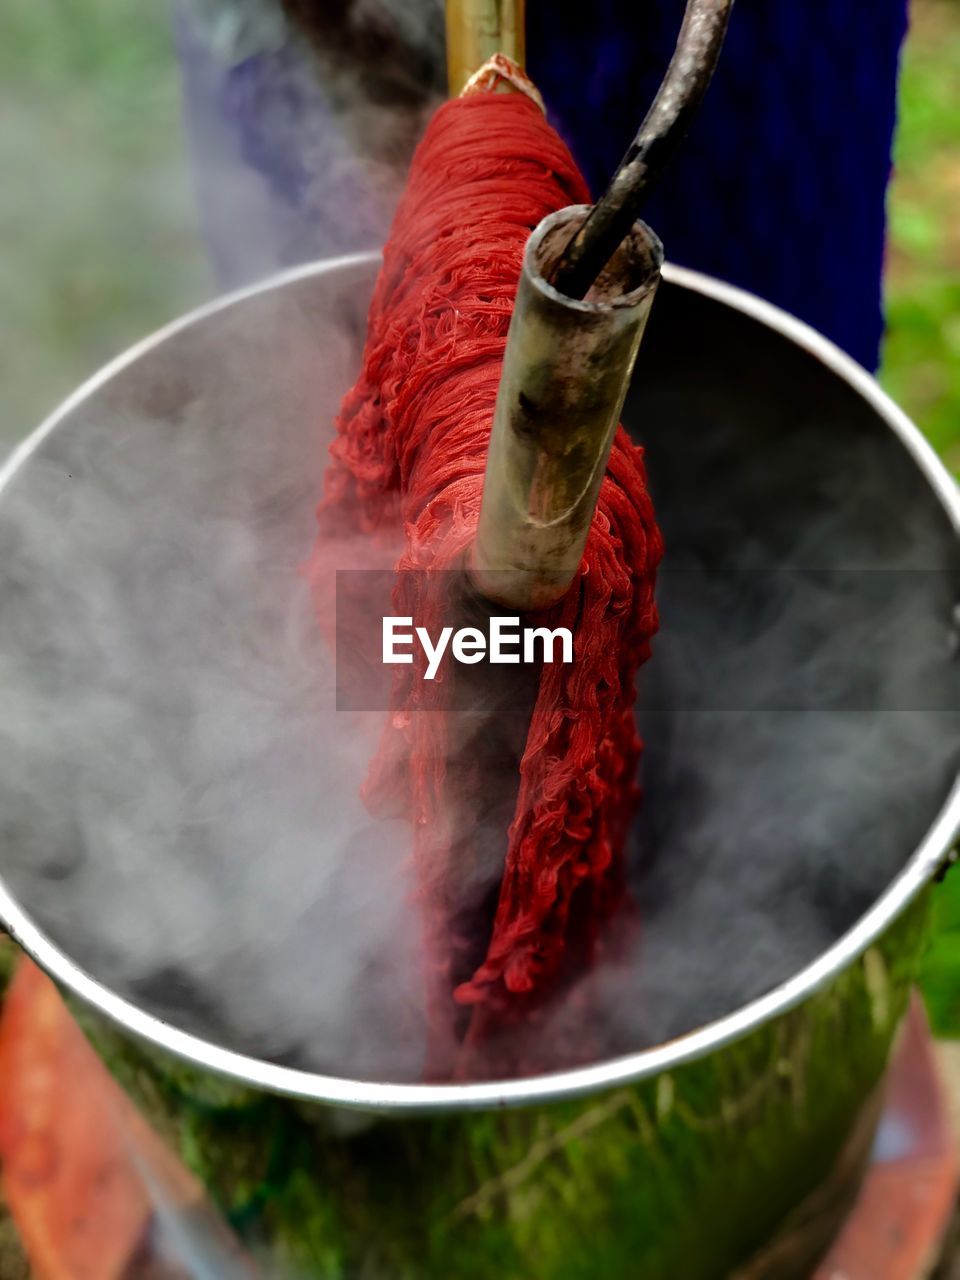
top-left (551, 0), bottom-right (734, 299)
top-left (469, 206), bottom-right (663, 611)
top-left (445, 0), bottom-right (526, 96)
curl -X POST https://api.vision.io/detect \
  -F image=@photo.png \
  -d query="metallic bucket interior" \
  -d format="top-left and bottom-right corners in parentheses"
top-left (0, 255), bottom-right (959, 1277)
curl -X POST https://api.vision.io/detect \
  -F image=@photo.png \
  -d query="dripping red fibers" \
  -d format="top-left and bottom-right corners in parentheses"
top-left (308, 88), bottom-right (663, 1077)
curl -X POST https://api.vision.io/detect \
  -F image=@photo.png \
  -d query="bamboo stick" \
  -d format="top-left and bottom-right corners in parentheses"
top-left (445, 0), bottom-right (526, 96)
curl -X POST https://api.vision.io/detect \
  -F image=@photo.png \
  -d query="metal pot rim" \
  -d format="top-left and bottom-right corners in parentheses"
top-left (1, 254), bottom-right (958, 1114)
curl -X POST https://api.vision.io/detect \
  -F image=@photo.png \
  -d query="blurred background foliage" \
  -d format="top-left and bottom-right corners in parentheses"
top-left (884, 0), bottom-right (960, 473)
top-left (888, 0), bottom-right (960, 1036)
top-left (0, 0), bottom-right (958, 1025)
top-left (0, 1), bottom-right (207, 451)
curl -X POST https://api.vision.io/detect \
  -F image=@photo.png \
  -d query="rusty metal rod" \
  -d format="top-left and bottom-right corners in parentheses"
top-left (552, 0), bottom-right (734, 300)
top-left (469, 206), bottom-right (662, 611)
top-left (445, 0), bottom-right (526, 96)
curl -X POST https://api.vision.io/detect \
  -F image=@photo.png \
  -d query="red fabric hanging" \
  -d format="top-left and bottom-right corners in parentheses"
top-left (309, 84), bottom-right (662, 1074)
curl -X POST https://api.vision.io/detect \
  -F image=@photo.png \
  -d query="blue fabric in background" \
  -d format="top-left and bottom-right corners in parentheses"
top-left (176, 0), bottom-right (910, 371)
top-left (528, 0), bottom-right (911, 370)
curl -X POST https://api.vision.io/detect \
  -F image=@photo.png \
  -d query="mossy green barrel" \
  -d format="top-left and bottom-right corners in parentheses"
top-left (61, 895), bottom-right (927, 1279)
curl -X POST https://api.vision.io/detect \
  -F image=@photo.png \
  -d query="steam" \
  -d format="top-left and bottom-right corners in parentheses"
top-left (0, 257), bottom-right (958, 1088)
top-left (0, 282), bottom-right (430, 1080)
top-left (528, 375), bottom-right (960, 1061)
top-left (173, 0), bottom-right (445, 286)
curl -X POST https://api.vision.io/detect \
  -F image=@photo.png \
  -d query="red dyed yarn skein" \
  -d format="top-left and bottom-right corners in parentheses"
top-left (309, 83), bottom-right (662, 1061)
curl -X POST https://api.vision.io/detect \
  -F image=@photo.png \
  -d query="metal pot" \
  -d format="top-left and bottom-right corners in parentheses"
top-left (0, 256), bottom-right (958, 1279)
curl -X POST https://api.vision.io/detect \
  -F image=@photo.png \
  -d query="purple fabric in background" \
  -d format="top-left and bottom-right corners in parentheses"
top-left (175, 0), bottom-right (910, 370)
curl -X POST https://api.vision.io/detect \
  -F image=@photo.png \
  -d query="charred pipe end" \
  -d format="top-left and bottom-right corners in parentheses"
top-left (531, 205), bottom-right (663, 312)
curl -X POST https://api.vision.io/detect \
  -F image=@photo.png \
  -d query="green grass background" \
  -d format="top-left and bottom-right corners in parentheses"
top-left (0, 2), bottom-right (958, 1028)
top-left (887, 1), bottom-right (960, 1035)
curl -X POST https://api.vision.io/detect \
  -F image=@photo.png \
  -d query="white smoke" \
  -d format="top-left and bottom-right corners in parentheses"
top-left (173, 0), bottom-right (445, 287)
top-left (0, 277), bottom-right (432, 1081)
top-left (1, 262), bottom-right (957, 1087)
